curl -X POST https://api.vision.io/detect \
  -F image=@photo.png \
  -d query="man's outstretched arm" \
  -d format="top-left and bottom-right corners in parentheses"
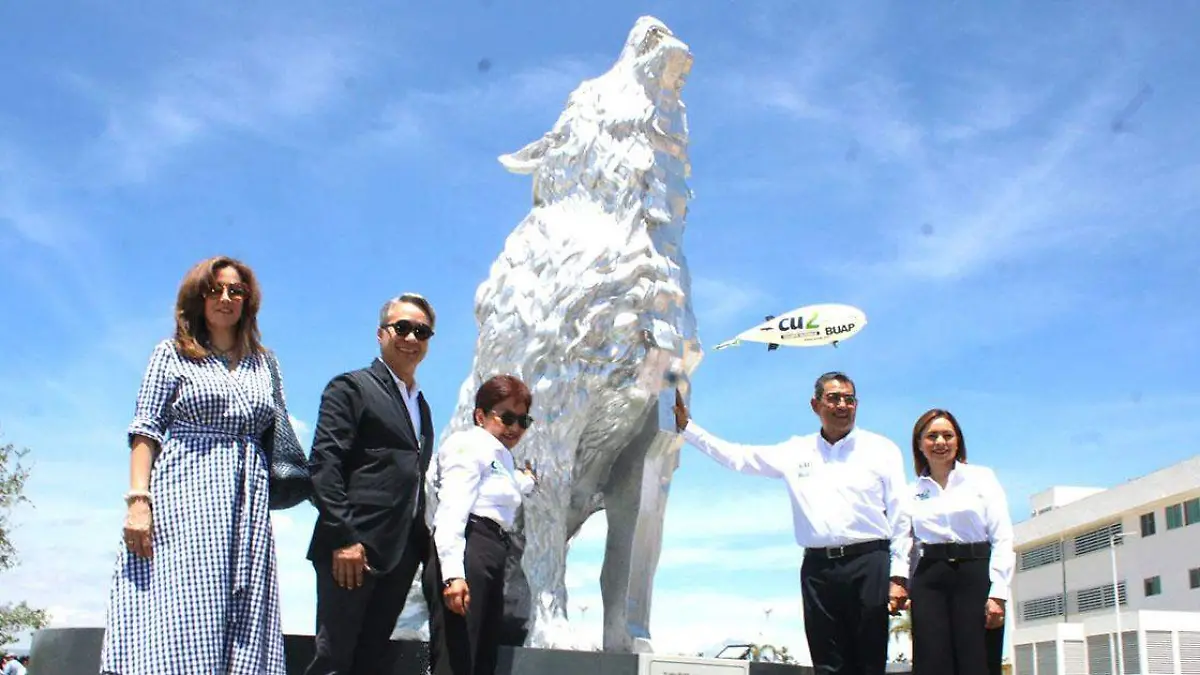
top-left (674, 389), bottom-right (790, 479)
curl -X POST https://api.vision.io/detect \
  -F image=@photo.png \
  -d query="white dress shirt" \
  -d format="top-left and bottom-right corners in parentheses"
top-left (378, 358), bottom-right (424, 517)
top-left (378, 358), bottom-right (422, 439)
top-left (428, 426), bottom-right (536, 580)
top-left (682, 421), bottom-right (913, 579)
top-left (909, 462), bottom-right (1015, 600)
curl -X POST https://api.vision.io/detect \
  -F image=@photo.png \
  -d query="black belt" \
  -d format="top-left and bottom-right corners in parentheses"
top-left (922, 541), bottom-right (991, 560)
top-left (467, 514), bottom-right (511, 547)
top-left (806, 538), bottom-right (889, 560)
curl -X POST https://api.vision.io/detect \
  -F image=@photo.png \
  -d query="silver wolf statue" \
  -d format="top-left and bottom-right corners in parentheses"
top-left (397, 15), bottom-right (702, 652)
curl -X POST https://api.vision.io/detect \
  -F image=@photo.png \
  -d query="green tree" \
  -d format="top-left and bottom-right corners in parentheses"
top-left (0, 440), bottom-right (49, 647)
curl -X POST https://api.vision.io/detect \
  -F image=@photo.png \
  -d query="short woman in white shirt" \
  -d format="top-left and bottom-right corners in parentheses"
top-left (907, 408), bottom-right (1014, 675)
top-left (424, 374), bottom-right (537, 675)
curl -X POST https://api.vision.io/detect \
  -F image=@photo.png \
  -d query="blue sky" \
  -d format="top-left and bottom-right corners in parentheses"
top-left (2, 0), bottom-right (1199, 660)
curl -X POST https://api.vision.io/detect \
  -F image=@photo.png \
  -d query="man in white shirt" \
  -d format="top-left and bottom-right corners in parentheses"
top-left (0, 655), bottom-right (26, 675)
top-left (674, 372), bottom-right (910, 675)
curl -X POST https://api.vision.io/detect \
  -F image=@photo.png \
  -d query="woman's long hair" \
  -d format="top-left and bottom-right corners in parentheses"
top-left (911, 408), bottom-right (968, 477)
top-left (173, 255), bottom-right (264, 361)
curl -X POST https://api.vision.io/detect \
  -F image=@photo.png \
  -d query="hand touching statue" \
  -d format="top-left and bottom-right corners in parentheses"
top-left (673, 389), bottom-right (690, 432)
top-left (519, 459), bottom-right (538, 485)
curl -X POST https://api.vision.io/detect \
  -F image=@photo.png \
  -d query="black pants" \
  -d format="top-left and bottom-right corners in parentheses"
top-left (424, 516), bottom-right (510, 675)
top-left (305, 524), bottom-right (435, 675)
top-left (986, 625), bottom-right (1004, 675)
top-left (801, 546), bottom-right (890, 675)
top-left (910, 557), bottom-right (992, 675)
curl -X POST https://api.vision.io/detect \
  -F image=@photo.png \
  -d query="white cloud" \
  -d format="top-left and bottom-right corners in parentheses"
top-left (0, 490), bottom-right (125, 645)
top-left (662, 486), bottom-right (796, 542)
top-left (847, 274), bottom-right (1085, 369)
top-left (288, 416), bottom-right (311, 450)
top-left (350, 56), bottom-right (602, 160)
top-left (272, 505), bottom-right (321, 635)
top-left (559, 587), bottom-right (809, 662)
top-left (0, 472), bottom-right (325, 646)
top-left (558, 488), bottom-right (810, 656)
top-left (0, 146), bottom-right (79, 252)
top-left (71, 30), bottom-right (363, 184)
top-left (8, 483), bottom-right (803, 651)
top-left (658, 544), bottom-right (802, 572)
top-left (690, 277), bottom-right (773, 332)
top-left (709, 8), bottom-right (1199, 289)
top-left (0, 318), bottom-right (172, 457)
top-left (425, 59), bottom-right (597, 117)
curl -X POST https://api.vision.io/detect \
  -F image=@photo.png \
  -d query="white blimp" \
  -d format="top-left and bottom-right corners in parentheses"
top-left (713, 303), bottom-right (868, 351)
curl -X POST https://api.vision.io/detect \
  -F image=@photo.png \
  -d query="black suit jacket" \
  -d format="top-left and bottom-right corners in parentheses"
top-left (306, 358), bottom-right (434, 574)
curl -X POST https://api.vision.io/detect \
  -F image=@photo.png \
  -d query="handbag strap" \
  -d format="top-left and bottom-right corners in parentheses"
top-left (262, 350), bottom-right (304, 455)
top-left (264, 350), bottom-right (284, 409)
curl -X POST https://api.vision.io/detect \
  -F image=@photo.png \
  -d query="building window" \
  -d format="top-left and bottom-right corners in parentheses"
top-left (1018, 541), bottom-right (1063, 571)
top-left (1189, 567), bottom-right (1200, 589)
top-left (1073, 522), bottom-right (1123, 556)
top-left (1167, 503), bottom-right (1185, 529)
top-left (1086, 634), bottom-right (1111, 675)
top-left (1141, 511), bottom-right (1157, 536)
top-left (1034, 641), bottom-right (1057, 675)
top-left (1120, 632), bottom-right (1140, 675)
top-left (1146, 631), bottom-right (1175, 673)
top-left (1020, 593), bottom-right (1065, 621)
top-left (1144, 575), bottom-right (1162, 596)
top-left (1063, 640), bottom-right (1086, 675)
top-left (1015, 644), bottom-right (1035, 675)
top-left (1186, 497), bottom-right (1200, 525)
top-left (1074, 582), bottom-right (1127, 613)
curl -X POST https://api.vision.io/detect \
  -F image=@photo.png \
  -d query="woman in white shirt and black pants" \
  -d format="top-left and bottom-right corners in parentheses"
top-left (423, 375), bottom-right (537, 675)
top-left (907, 408), bottom-right (1014, 675)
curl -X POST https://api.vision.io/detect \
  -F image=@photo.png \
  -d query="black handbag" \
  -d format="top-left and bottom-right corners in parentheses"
top-left (262, 350), bottom-right (313, 510)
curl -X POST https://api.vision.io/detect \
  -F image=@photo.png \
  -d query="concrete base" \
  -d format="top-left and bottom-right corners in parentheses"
top-left (29, 628), bottom-right (821, 675)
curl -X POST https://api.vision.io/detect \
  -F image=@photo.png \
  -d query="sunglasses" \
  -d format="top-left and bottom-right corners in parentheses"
top-left (822, 392), bottom-right (857, 406)
top-left (203, 282), bottom-right (248, 300)
top-left (382, 319), bottom-right (435, 341)
top-left (490, 410), bottom-right (534, 429)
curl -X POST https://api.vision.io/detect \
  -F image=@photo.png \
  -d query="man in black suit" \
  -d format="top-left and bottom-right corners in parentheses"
top-left (305, 293), bottom-right (440, 675)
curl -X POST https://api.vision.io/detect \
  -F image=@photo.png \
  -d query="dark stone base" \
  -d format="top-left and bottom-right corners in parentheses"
top-left (30, 628), bottom-right (821, 675)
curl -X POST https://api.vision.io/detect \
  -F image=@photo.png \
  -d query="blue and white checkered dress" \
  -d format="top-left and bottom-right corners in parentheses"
top-left (99, 339), bottom-right (286, 675)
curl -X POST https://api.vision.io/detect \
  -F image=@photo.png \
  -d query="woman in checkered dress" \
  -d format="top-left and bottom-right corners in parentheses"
top-left (99, 256), bottom-right (289, 675)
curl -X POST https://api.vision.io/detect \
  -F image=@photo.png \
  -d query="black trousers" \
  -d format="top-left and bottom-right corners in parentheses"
top-left (305, 524), bottom-right (435, 675)
top-left (986, 625), bottom-right (1004, 675)
top-left (910, 557), bottom-right (992, 675)
top-left (424, 516), bottom-right (511, 675)
top-left (801, 546), bottom-right (890, 675)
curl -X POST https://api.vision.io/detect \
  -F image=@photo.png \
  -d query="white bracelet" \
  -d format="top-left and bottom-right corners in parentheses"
top-left (124, 489), bottom-right (152, 505)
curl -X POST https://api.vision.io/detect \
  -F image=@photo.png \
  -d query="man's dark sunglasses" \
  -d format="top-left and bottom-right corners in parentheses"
top-left (382, 319), bottom-right (434, 341)
top-left (491, 410), bottom-right (534, 429)
top-left (823, 392), bottom-right (857, 406)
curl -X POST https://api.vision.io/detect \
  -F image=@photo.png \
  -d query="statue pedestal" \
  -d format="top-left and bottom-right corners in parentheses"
top-left (29, 627), bottom-right (832, 674)
top-left (637, 653), bottom-right (748, 674)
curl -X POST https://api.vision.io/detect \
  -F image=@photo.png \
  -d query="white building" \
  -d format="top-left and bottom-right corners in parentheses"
top-left (1011, 455), bottom-right (1200, 675)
